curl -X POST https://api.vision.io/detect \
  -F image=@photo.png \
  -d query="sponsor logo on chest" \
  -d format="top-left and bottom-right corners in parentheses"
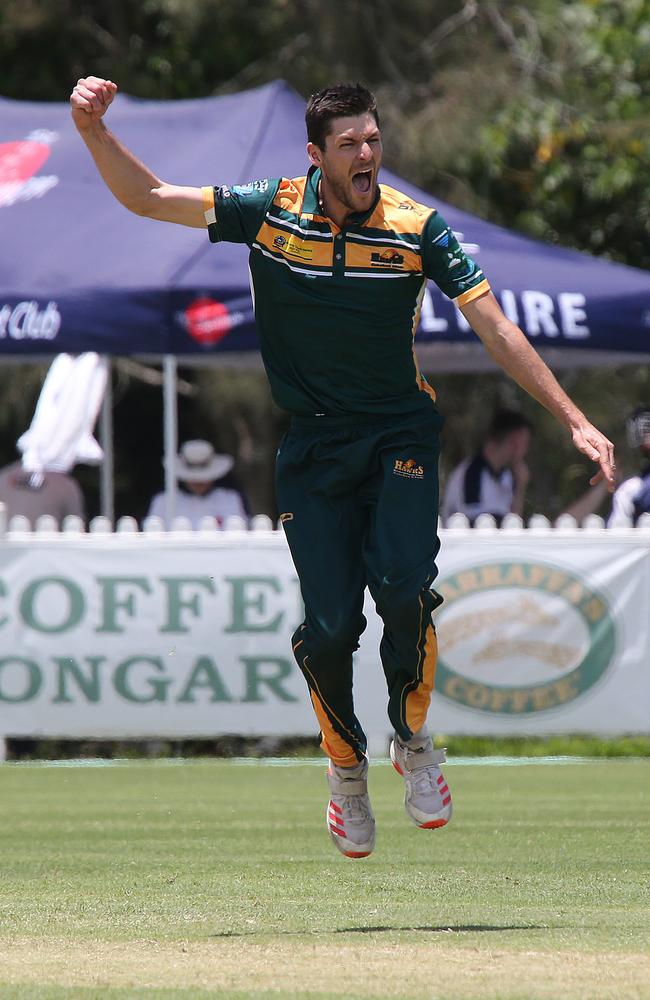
top-left (371, 248), bottom-right (405, 268)
top-left (273, 234), bottom-right (313, 260)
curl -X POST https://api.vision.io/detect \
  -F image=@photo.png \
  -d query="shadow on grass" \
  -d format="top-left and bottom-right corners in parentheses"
top-left (209, 923), bottom-right (548, 938)
top-left (335, 924), bottom-right (549, 934)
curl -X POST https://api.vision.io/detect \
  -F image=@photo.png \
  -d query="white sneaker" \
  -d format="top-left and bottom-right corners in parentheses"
top-left (326, 758), bottom-right (375, 858)
top-left (390, 730), bottom-right (452, 829)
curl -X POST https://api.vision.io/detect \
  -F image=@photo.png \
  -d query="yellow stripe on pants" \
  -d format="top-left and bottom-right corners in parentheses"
top-left (405, 624), bottom-right (438, 734)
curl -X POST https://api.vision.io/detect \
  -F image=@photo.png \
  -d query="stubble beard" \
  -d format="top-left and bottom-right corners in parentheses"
top-left (321, 166), bottom-right (375, 216)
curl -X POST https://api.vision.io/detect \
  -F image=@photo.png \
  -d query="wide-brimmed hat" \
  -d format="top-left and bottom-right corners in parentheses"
top-left (173, 440), bottom-right (234, 482)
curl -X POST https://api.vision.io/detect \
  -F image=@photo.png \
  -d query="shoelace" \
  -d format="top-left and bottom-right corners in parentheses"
top-left (333, 790), bottom-right (372, 824)
top-left (405, 746), bottom-right (441, 796)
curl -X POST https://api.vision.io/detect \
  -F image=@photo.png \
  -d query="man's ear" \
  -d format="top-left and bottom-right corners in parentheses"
top-left (307, 141), bottom-right (322, 167)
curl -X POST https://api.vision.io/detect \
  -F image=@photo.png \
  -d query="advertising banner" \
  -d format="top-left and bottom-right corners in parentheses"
top-left (0, 532), bottom-right (647, 739)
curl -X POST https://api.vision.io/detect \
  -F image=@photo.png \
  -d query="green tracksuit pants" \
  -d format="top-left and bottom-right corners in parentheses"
top-left (276, 406), bottom-right (444, 767)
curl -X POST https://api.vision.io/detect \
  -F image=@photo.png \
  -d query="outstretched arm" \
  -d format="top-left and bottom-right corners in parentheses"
top-left (70, 76), bottom-right (204, 228)
top-left (461, 291), bottom-right (616, 490)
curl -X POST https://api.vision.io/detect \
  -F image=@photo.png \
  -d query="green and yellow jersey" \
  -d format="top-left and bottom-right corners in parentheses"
top-left (202, 166), bottom-right (489, 416)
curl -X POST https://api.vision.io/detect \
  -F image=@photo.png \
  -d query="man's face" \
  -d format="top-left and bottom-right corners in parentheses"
top-left (183, 480), bottom-right (213, 496)
top-left (505, 428), bottom-right (531, 464)
top-left (307, 112), bottom-right (382, 216)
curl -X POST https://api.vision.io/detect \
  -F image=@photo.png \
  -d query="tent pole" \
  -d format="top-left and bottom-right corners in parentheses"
top-left (163, 355), bottom-right (178, 526)
top-left (99, 356), bottom-right (114, 524)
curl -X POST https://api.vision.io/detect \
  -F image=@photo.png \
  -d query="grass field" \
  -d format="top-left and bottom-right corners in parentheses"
top-left (0, 758), bottom-right (648, 1000)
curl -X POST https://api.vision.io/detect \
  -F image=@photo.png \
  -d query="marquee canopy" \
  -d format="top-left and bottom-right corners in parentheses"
top-left (1, 80), bottom-right (649, 371)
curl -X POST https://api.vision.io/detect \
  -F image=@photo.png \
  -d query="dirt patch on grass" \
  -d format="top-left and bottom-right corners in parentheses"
top-left (1, 938), bottom-right (650, 999)
top-left (0, 937), bottom-right (650, 1000)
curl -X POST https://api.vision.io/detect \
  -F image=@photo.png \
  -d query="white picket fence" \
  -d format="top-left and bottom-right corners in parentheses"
top-left (1, 509), bottom-right (649, 536)
top-left (0, 502), bottom-right (648, 757)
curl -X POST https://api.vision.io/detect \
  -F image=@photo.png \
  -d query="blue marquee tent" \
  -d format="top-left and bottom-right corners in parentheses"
top-left (2, 80), bottom-right (650, 372)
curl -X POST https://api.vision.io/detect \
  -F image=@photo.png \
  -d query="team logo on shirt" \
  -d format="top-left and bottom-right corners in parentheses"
top-left (232, 179), bottom-right (269, 197)
top-left (371, 249), bottom-right (405, 268)
top-left (273, 233), bottom-right (313, 260)
top-left (434, 561), bottom-right (616, 715)
top-left (394, 458), bottom-right (424, 478)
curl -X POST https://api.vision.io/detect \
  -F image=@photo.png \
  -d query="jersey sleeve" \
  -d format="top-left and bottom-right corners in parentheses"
top-left (420, 210), bottom-right (490, 306)
top-left (201, 179), bottom-right (281, 246)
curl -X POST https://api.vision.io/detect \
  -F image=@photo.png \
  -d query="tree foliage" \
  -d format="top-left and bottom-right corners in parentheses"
top-left (3, 0), bottom-right (648, 265)
top-left (468, 0), bottom-right (650, 268)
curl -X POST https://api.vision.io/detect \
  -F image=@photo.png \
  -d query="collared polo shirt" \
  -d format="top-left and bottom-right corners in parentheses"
top-left (202, 166), bottom-right (489, 416)
top-left (441, 453), bottom-right (514, 525)
top-left (608, 467), bottom-right (650, 526)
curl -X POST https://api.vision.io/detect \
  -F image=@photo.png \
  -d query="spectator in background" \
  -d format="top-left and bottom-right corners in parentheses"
top-left (608, 404), bottom-right (650, 526)
top-left (147, 439), bottom-right (248, 528)
top-left (441, 409), bottom-right (532, 525)
top-left (0, 460), bottom-right (85, 527)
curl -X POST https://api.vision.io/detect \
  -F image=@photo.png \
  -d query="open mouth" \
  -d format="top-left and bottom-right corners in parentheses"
top-left (351, 169), bottom-right (373, 194)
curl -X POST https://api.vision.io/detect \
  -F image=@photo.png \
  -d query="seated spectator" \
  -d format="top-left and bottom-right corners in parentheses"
top-left (147, 439), bottom-right (248, 528)
top-left (608, 404), bottom-right (650, 526)
top-left (441, 409), bottom-right (532, 525)
top-left (0, 460), bottom-right (85, 528)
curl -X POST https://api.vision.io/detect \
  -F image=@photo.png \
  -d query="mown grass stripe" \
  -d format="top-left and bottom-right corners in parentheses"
top-left (2, 754), bottom-right (649, 769)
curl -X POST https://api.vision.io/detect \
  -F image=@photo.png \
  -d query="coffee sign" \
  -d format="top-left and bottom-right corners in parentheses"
top-left (435, 561), bottom-right (616, 714)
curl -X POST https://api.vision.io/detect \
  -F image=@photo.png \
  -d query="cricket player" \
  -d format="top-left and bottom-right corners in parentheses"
top-left (70, 77), bottom-right (615, 859)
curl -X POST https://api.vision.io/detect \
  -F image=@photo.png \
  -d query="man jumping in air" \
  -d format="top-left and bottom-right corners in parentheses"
top-left (70, 77), bottom-right (615, 859)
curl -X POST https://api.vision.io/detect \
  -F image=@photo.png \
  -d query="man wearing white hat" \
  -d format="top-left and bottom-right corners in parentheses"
top-left (146, 440), bottom-right (247, 528)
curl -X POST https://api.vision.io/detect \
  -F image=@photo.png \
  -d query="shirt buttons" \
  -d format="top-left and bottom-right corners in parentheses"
top-left (335, 234), bottom-right (342, 240)
top-left (335, 253), bottom-right (342, 260)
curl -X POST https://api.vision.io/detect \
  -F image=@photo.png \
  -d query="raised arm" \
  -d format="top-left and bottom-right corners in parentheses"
top-left (70, 76), bottom-right (204, 228)
top-left (461, 291), bottom-right (616, 490)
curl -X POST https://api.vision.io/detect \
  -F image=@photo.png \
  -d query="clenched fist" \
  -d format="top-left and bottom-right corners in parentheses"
top-left (70, 76), bottom-right (117, 130)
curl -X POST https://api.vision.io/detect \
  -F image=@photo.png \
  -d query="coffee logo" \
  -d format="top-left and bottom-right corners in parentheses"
top-left (435, 561), bottom-right (616, 714)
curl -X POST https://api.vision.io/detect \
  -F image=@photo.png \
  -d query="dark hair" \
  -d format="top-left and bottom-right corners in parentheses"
top-left (305, 83), bottom-right (379, 149)
top-left (626, 404), bottom-right (650, 449)
top-left (487, 409), bottom-right (533, 443)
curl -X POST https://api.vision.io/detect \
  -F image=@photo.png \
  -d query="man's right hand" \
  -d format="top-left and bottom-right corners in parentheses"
top-left (511, 458), bottom-right (530, 492)
top-left (70, 77), bottom-right (117, 130)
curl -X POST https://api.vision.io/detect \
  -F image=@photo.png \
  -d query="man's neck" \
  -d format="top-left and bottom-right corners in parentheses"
top-left (482, 442), bottom-right (508, 475)
top-left (317, 179), bottom-right (349, 229)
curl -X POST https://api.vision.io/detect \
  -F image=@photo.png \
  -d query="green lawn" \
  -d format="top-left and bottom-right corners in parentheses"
top-left (0, 758), bottom-right (649, 999)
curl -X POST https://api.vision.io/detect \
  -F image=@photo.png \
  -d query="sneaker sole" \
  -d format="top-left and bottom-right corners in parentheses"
top-left (326, 803), bottom-right (374, 859)
top-left (417, 816), bottom-right (450, 829)
top-left (390, 755), bottom-right (452, 830)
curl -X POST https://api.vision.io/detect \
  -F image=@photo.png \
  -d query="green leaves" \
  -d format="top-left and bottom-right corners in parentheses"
top-left (468, 0), bottom-right (650, 268)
